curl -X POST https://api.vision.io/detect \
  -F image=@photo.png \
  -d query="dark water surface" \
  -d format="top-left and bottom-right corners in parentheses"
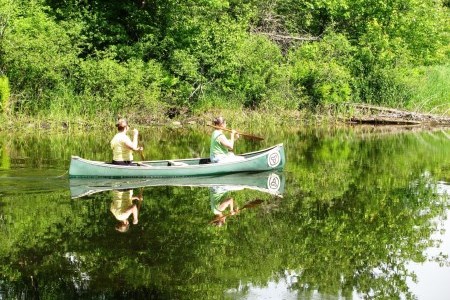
top-left (1, 126), bottom-right (450, 299)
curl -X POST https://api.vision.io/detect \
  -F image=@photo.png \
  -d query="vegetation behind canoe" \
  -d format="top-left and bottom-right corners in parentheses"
top-left (0, 1), bottom-right (448, 123)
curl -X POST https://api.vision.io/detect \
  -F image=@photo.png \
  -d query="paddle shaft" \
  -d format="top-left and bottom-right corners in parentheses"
top-left (137, 132), bottom-right (145, 161)
top-left (138, 149), bottom-right (145, 161)
top-left (207, 124), bottom-right (264, 141)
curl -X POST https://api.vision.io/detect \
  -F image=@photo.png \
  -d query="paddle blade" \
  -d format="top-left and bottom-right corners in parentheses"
top-left (241, 199), bottom-right (264, 209)
top-left (240, 134), bottom-right (264, 141)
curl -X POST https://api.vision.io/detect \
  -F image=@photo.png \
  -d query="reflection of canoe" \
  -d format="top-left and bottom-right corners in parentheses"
top-left (69, 171), bottom-right (285, 199)
top-left (69, 144), bottom-right (285, 178)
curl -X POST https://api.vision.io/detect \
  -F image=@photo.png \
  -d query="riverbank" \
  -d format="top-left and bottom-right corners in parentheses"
top-left (2, 104), bottom-right (450, 134)
top-left (0, 108), bottom-right (316, 133)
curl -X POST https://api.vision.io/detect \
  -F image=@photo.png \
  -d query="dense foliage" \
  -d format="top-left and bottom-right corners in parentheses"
top-left (0, 0), bottom-right (448, 118)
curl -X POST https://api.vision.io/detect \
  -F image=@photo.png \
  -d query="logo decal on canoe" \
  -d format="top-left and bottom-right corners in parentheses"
top-left (267, 150), bottom-right (281, 168)
top-left (267, 173), bottom-right (281, 193)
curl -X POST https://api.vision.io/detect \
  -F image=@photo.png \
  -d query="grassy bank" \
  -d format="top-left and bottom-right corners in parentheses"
top-left (2, 102), bottom-right (449, 135)
top-left (1, 108), bottom-right (328, 134)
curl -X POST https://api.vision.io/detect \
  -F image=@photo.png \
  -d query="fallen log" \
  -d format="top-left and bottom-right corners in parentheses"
top-left (344, 103), bottom-right (450, 126)
top-left (349, 117), bottom-right (421, 125)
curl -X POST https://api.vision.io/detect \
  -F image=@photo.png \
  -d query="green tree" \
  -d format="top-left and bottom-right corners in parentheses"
top-left (1, 2), bottom-right (80, 113)
top-left (287, 33), bottom-right (354, 108)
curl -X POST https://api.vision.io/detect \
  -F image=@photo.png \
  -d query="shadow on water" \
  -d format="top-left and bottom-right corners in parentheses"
top-left (0, 126), bottom-right (450, 299)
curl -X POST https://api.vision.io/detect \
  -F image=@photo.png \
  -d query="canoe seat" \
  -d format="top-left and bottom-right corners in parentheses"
top-left (167, 160), bottom-right (189, 166)
top-left (199, 158), bottom-right (211, 164)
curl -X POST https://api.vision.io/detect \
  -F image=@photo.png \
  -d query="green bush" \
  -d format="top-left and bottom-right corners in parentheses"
top-left (287, 33), bottom-right (354, 108)
top-left (165, 49), bottom-right (203, 107)
top-left (354, 67), bottom-right (413, 107)
top-left (1, 4), bottom-right (79, 113)
top-left (211, 35), bottom-right (285, 108)
top-left (352, 21), bottom-right (414, 106)
top-left (71, 57), bottom-right (167, 116)
top-left (0, 75), bottom-right (10, 114)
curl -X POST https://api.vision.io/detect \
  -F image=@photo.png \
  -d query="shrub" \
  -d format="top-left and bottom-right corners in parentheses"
top-left (212, 34), bottom-right (285, 108)
top-left (1, 4), bottom-right (79, 113)
top-left (71, 57), bottom-right (167, 117)
top-left (287, 33), bottom-right (354, 109)
top-left (352, 21), bottom-right (414, 106)
top-left (0, 75), bottom-right (10, 114)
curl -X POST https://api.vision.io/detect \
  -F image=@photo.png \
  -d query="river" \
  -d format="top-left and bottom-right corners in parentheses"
top-left (0, 125), bottom-right (449, 299)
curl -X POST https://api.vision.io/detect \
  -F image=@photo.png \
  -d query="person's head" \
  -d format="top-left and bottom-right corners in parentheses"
top-left (213, 116), bottom-right (226, 127)
top-left (116, 118), bottom-right (129, 132)
top-left (115, 221), bottom-right (130, 233)
top-left (211, 217), bottom-right (226, 227)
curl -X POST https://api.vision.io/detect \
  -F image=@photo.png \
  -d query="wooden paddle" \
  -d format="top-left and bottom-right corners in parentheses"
top-left (138, 149), bottom-right (145, 161)
top-left (137, 187), bottom-right (144, 209)
top-left (209, 198), bottom-right (264, 224)
top-left (137, 130), bottom-right (145, 161)
top-left (207, 124), bottom-right (264, 141)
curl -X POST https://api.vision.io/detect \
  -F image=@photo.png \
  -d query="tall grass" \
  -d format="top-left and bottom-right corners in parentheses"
top-left (405, 65), bottom-right (450, 115)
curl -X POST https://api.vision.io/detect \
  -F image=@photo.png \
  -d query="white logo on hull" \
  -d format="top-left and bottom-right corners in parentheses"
top-left (267, 150), bottom-right (281, 168)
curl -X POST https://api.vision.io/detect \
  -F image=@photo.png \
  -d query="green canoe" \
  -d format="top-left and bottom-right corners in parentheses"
top-left (69, 144), bottom-right (285, 178)
top-left (69, 171), bottom-right (285, 199)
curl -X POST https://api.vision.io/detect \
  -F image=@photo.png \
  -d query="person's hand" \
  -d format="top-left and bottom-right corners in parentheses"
top-left (132, 128), bottom-right (139, 135)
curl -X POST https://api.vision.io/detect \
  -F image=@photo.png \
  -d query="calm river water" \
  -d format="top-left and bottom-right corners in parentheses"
top-left (0, 125), bottom-right (449, 300)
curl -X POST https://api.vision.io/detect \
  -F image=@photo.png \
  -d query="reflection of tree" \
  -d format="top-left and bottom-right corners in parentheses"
top-left (0, 130), bottom-right (450, 299)
top-left (271, 176), bottom-right (444, 300)
top-left (275, 130), bottom-right (450, 299)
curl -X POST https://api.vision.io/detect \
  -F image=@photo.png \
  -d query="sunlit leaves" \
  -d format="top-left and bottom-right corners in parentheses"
top-left (287, 33), bottom-right (354, 107)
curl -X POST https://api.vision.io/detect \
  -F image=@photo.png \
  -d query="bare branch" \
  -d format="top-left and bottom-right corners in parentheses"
top-left (257, 32), bottom-right (320, 41)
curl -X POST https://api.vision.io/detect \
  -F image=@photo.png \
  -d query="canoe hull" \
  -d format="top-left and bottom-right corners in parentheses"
top-left (69, 144), bottom-right (286, 178)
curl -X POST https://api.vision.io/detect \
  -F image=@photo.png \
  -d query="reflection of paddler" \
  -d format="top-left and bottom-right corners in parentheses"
top-left (209, 186), bottom-right (239, 226)
top-left (110, 189), bottom-right (143, 233)
top-left (209, 195), bottom-right (265, 226)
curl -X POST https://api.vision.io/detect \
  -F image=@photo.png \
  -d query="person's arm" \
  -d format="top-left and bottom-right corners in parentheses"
top-left (218, 197), bottom-right (237, 214)
top-left (217, 130), bottom-right (237, 150)
top-left (124, 129), bottom-right (143, 151)
top-left (132, 204), bottom-right (139, 224)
